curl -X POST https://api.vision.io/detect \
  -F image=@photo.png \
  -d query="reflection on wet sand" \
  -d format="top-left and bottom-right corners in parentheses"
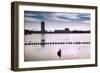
top-left (24, 34), bottom-right (90, 61)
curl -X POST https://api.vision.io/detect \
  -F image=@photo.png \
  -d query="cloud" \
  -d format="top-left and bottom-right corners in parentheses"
top-left (42, 13), bottom-right (70, 22)
top-left (24, 17), bottom-right (40, 22)
top-left (24, 11), bottom-right (90, 24)
top-left (58, 13), bottom-right (79, 19)
top-left (24, 13), bottom-right (38, 17)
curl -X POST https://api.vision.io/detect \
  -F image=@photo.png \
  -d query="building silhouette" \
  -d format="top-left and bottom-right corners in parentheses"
top-left (41, 21), bottom-right (45, 46)
top-left (25, 21), bottom-right (90, 34)
top-left (41, 21), bottom-right (45, 33)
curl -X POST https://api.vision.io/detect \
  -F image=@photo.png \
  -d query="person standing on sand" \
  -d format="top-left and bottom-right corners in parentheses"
top-left (57, 49), bottom-right (62, 58)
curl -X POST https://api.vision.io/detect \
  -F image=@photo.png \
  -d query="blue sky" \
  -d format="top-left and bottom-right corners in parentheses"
top-left (24, 11), bottom-right (90, 31)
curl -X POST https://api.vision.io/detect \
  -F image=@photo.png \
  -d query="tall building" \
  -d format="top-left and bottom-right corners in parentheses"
top-left (41, 21), bottom-right (45, 33)
top-left (41, 21), bottom-right (45, 46)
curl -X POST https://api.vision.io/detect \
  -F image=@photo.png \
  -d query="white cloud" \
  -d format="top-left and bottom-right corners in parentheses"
top-left (47, 13), bottom-right (79, 19)
top-left (82, 20), bottom-right (90, 24)
top-left (24, 11), bottom-right (90, 24)
top-left (41, 13), bottom-right (70, 22)
top-left (24, 13), bottom-right (37, 17)
top-left (24, 17), bottom-right (40, 22)
top-left (63, 13), bottom-right (79, 19)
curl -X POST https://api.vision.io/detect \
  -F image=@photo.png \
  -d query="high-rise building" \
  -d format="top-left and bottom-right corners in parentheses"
top-left (41, 21), bottom-right (45, 33)
top-left (41, 21), bottom-right (45, 46)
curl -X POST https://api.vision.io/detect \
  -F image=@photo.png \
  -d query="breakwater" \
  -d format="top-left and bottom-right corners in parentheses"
top-left (25, 41), bottom-right (90, 45)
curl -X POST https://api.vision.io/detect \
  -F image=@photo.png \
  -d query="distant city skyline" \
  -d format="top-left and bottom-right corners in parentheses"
top-left (24, 11), bottom-right (90, 31)
top-left (25, 21), bottom-right (90, 35)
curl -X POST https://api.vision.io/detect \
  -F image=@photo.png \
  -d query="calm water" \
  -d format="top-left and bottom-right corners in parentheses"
top-left (24, 34), bottom-right (90, 61)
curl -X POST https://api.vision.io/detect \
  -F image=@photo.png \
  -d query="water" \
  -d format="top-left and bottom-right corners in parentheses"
top-left (24, 34), bottom-right (90, 61)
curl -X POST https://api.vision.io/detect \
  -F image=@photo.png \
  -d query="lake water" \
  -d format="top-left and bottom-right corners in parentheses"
top-left (24, 34), bottom-right (90, 61)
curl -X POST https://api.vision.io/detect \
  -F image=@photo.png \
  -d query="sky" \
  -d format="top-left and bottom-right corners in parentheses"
top-left (24, 11), bottom-right (90, 31)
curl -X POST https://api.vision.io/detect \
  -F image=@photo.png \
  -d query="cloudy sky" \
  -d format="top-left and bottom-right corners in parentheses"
top-left (24, 11), bottom-right (90, 31)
